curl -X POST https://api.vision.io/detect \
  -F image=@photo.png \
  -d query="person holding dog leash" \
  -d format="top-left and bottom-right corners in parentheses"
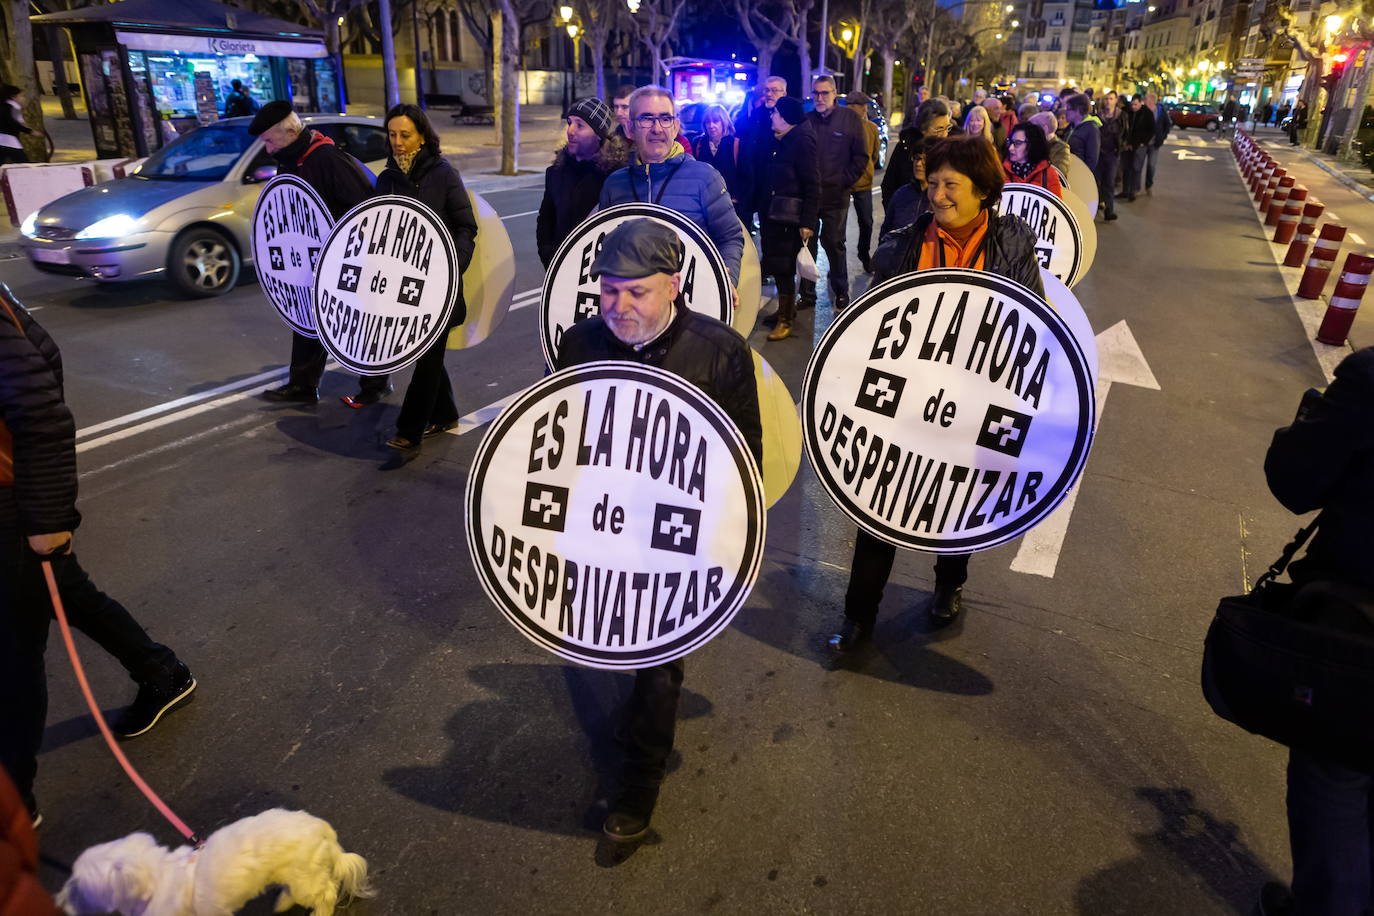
top-left (0, 283), bottom-right (196, 827)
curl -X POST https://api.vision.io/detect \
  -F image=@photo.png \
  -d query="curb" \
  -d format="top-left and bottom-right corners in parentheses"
top-left (1284, 145), bottom-right (1374, 202)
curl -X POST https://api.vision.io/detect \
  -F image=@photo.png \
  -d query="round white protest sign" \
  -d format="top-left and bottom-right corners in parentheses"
top-left (251, 175), bottom-right (331, 337)
top-left (313, 195), bottom-right (457, 376)
top-left (467, 362), bottom-right (766, 669)
top-left (1063, 155), bottom-right (1098, 218)
top-left (447, 189), bottom-right (515, 350)
top-left (734, 228), bottom-right (762, 337)
top-left (753, 349), bottom-right (802, 507)
top-left (540, 204), bottom-right (733, 367)
top-left (1039, 268), bottom-right (1098, 384)
top-left (801, 268), bottom-right (1096, 553)
top-left (999, 183), bottom-right (1091, 287)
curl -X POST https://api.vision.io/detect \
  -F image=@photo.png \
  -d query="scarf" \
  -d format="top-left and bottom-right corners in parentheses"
top-left (1009, 160), bottom-right (1034, 179)
top-left (395, 146), bottom-right (421, 175)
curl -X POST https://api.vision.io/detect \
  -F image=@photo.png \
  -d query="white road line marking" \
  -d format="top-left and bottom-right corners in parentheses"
top-left (454, 391), bottom-right (522, 435)
top-left (80, 413), bottom-right (267, 481)
top-left (76, 366), bottom-right (290, 440)
top-left (71, 283), bottom-right (547, 453)
top-left (1350, 232), bottom-right (1367, 246)
top-left (499, 209), bottom-right (539, 220)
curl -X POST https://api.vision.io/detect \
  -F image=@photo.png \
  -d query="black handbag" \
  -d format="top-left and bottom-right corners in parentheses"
top-left (767, 195), bottom-right (802, 226)
top-left (1201, 514), bottom-right (1374, 771)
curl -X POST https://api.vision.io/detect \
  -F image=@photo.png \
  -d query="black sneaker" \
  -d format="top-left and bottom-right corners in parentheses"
top-left (114, 661), bottom-right (196, 739)
top-left (828, 619), bottom-right (873, 654)
top-left (262, 383), bottom-right (319, 404)
top-left (929, 585), bottom-right (963, 625)
top-left (603, 786), bottom-right (658, 842)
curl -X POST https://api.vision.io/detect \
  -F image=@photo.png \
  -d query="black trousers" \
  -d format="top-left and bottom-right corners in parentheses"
top-left (622, 659), bottom-right (685, 789)
top-left (1120, 148), bottom-right (1142, 197)
top-left (800, 198), bottom-right (852, 302)
top-left (1095, 155), bottom-right (1118, 217)
top-left (843, 528), bottom-right (970, 627)
top-left (287, 332), bottom-right (390, 394)
top-left (1287, 746), bottom-right (1374, 914)
top-left (851, 190), bottom-right (874, 265)
top-left (394, 333), bottom-right (458, 442)
top-left (0, 521), bottom-right (174, 808)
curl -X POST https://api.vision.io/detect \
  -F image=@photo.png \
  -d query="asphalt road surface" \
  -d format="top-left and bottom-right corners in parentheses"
top-left (1, 131), bottom-right (1340, 914)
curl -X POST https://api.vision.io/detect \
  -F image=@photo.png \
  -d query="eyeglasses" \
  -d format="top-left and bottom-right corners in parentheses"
top-left (929, 123), bottom-right (952, 135)
top-left (634, 114), bottom-right (678, 129)
top-left (1008, 138), bottom-right (1027, 146)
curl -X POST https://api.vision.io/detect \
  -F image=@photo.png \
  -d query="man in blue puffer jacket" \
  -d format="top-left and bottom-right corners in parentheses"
top-left (599, 86), bottom-right (745, 306)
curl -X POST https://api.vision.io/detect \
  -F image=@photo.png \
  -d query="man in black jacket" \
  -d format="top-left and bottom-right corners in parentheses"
top-left (743, 76), bottom-right (788, 232)
top-left (1260, 347), bottom-right (1374, 916)
top-left (536, 97), bottom-right (625, 267)
top-left (1119, 94), bottom-right (1156, 202)
top-left (803, 76), bottom-right (869, 310)
top-left (556, 219), bottom-right (761, 843)
top-left (249, 102), bottom-right (392, 408)
top-left (0, 283), bottom-right (194, 823)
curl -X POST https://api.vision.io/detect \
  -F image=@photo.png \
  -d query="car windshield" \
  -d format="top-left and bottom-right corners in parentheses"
top-left (136, 124), bottom-right (255, 181)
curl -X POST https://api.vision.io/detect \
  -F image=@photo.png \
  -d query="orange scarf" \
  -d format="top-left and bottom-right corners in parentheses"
top-left (917, 210), bottom-right (990, 271)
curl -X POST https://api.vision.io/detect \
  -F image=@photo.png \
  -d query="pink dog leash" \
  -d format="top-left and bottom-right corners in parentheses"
top-left (42, 559), bottom-right (203, 847)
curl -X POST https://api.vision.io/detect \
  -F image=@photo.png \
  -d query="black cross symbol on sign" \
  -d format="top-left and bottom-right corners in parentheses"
top-left (974, 404), bottom-right (1034, 458)
top-left (268, 246), bottom-right (284, 271)
top-left (396, 276), bottom-right (425, 307)
top-left (649, 503), bottom-right (701, 555)
top-left (1034, 246), bottom-right (1054, 269)
top-left (308, 247), bottom-right (320, 270)
top-left (520, 481), bottom-right (569, 532)
top-left (337, 263), bottom-right (361, 293)
top-left (854, 367), bottom-right (905, 418)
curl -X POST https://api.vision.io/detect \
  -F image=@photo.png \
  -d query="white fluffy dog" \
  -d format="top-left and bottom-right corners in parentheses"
top-left (56, 808), bottom-right (372, 915)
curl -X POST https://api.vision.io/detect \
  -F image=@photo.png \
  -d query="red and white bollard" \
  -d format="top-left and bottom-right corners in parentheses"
top-left (1253, 160), bottom-right (1275, 199)
top-left (1273, 186), bottom-right (1308, 244)
top-left (1260, 169), bottom-right (1287, 214)
top-left (1284, 200), bottom-right (1326, 267)
top-left (1298, 224), bottom-right (1347, 299)
top-left (1265, 176), bottom-right (1295, 224)
top-left (1316, 252), bottom-right (1374, 344)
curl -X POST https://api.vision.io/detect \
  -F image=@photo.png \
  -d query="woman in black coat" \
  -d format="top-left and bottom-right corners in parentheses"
top-left (880, 98), bottom-right (953, 210)
top-left (375, 104), bottom-right (478, 453)
top-left (760, 97), bottom-right (820, 342)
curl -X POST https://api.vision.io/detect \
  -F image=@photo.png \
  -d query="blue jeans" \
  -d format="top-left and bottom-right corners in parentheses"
top-left (1287, 746), bottom-right (1374, 915)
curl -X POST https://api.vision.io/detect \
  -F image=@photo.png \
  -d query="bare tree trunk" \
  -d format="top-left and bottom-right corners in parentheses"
top-left (881, 50), bottom-right (894, 119)
top-left (756, 45), bottom-right (774, 79)
top-left (412, 0), bottom-right (426, 106)
top-left (379, 0), bottom-right (400, 109)
top-left (853, 48), bottom-right (866, 91)
top-left (592, 43), bottom-right (606, 100)
top-left (495, 2), bottom-right (520, 175)
top-left (47, 26), bottom-right (76, 120)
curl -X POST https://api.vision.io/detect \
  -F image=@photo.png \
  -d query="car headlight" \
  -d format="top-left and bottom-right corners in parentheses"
top-left (75, 214), bottom-right (141, 240)
top-left (20, 211), bottom-right (37, 238)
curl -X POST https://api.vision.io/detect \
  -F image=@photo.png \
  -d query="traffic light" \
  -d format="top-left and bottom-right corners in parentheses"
top-left (1321, 50), bottom-right (1348, 93)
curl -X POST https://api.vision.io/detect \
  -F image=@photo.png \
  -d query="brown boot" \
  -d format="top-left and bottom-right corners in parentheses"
top-left (768, 293), bottom-right (795, 341)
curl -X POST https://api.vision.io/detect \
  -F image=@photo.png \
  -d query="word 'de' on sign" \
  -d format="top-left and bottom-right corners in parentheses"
top-left (999, 183), bottom-right (1091, 287)
top-left (540, 204), bottom-right (733, 368)
top-left (467, 362), bottom-right (766, 669)
top-left (313, 195), bottom-right (458, 376)
top-left (252, 175), bottom-right (331, 337)
top-left (801, 269), bottom-right (1095, 553)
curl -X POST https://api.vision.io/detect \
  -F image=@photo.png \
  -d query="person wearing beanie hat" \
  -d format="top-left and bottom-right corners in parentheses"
top-left (760, 97), bottom-right (819, 340)
top-left (537, 98), bottom-right (630, 267)
top-left (555, 217), bottom-right (761, 844)
top-left (252, 101), bottom-right (393, 408)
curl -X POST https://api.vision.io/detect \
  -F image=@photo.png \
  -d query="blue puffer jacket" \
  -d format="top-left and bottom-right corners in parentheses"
top-left (599, 147), bottom-right (745, 283)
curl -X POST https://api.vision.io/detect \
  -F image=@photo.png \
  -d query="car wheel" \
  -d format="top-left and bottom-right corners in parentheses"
top-left (1206, 119), bottom-right (1219, 132)
top-left (168, 227), bottom-right (240, 298)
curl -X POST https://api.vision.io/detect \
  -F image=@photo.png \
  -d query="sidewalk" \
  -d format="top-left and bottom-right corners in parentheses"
top-left (1250, 124), bottom-right (1374, 200)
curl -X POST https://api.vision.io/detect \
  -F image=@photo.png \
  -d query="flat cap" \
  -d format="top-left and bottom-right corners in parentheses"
top-left (590, 219), bottom-right (684, 280)
top-left (247, 100), bottom-right (294, 136)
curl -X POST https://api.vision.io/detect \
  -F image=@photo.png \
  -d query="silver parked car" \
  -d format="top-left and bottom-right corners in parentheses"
top-left (19, 115), bottom-right (390, 298)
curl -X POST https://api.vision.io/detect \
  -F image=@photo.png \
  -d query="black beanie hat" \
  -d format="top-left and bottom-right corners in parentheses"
top-left (774, 96), bottom-right (806, 126)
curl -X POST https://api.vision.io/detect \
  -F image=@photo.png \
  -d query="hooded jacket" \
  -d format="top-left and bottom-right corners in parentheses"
top-left (1066, 116), bottom-right (1101, 171)
top-left (375, 145), bottom-right (478, 328)
top-left (871, 209), bottom-right (1045, 297)
top-left (537, 139), bottom-right (629, 267)
top-left (599, 145), bottom-right (745, 282)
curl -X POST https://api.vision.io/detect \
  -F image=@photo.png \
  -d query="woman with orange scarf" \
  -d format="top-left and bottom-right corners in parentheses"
top-left (1002, 121), bottom-right (1063, 197)
top-left (830, 135), bottom-right (1044, 653)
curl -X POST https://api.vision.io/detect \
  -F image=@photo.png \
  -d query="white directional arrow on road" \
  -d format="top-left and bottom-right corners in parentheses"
top-left (1174, 149), bottom-right (1215, 161)
top-left (1010, 320), bottom-right (1160, 578)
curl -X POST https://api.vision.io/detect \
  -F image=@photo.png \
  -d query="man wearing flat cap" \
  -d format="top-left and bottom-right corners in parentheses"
top-left (247, 101), bottom-right (391, 408)
top-left (556, 218), bottom-right (761, 843)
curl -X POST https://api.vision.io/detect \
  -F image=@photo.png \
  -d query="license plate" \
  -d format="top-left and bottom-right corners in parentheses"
top-left (31, 248), bottom-right (71, 265)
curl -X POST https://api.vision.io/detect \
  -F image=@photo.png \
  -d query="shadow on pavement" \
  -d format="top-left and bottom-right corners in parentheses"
top-left (733, 566), bottom-right (995, 695)
top-left (273, 410), bottom-right (395, 461)
top-left (64, 282), bottom-right (181, 309)
top-left (382, 663), bottom-right (711, 838)
top-left (1074, 786), bottom-right (1283, 915)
